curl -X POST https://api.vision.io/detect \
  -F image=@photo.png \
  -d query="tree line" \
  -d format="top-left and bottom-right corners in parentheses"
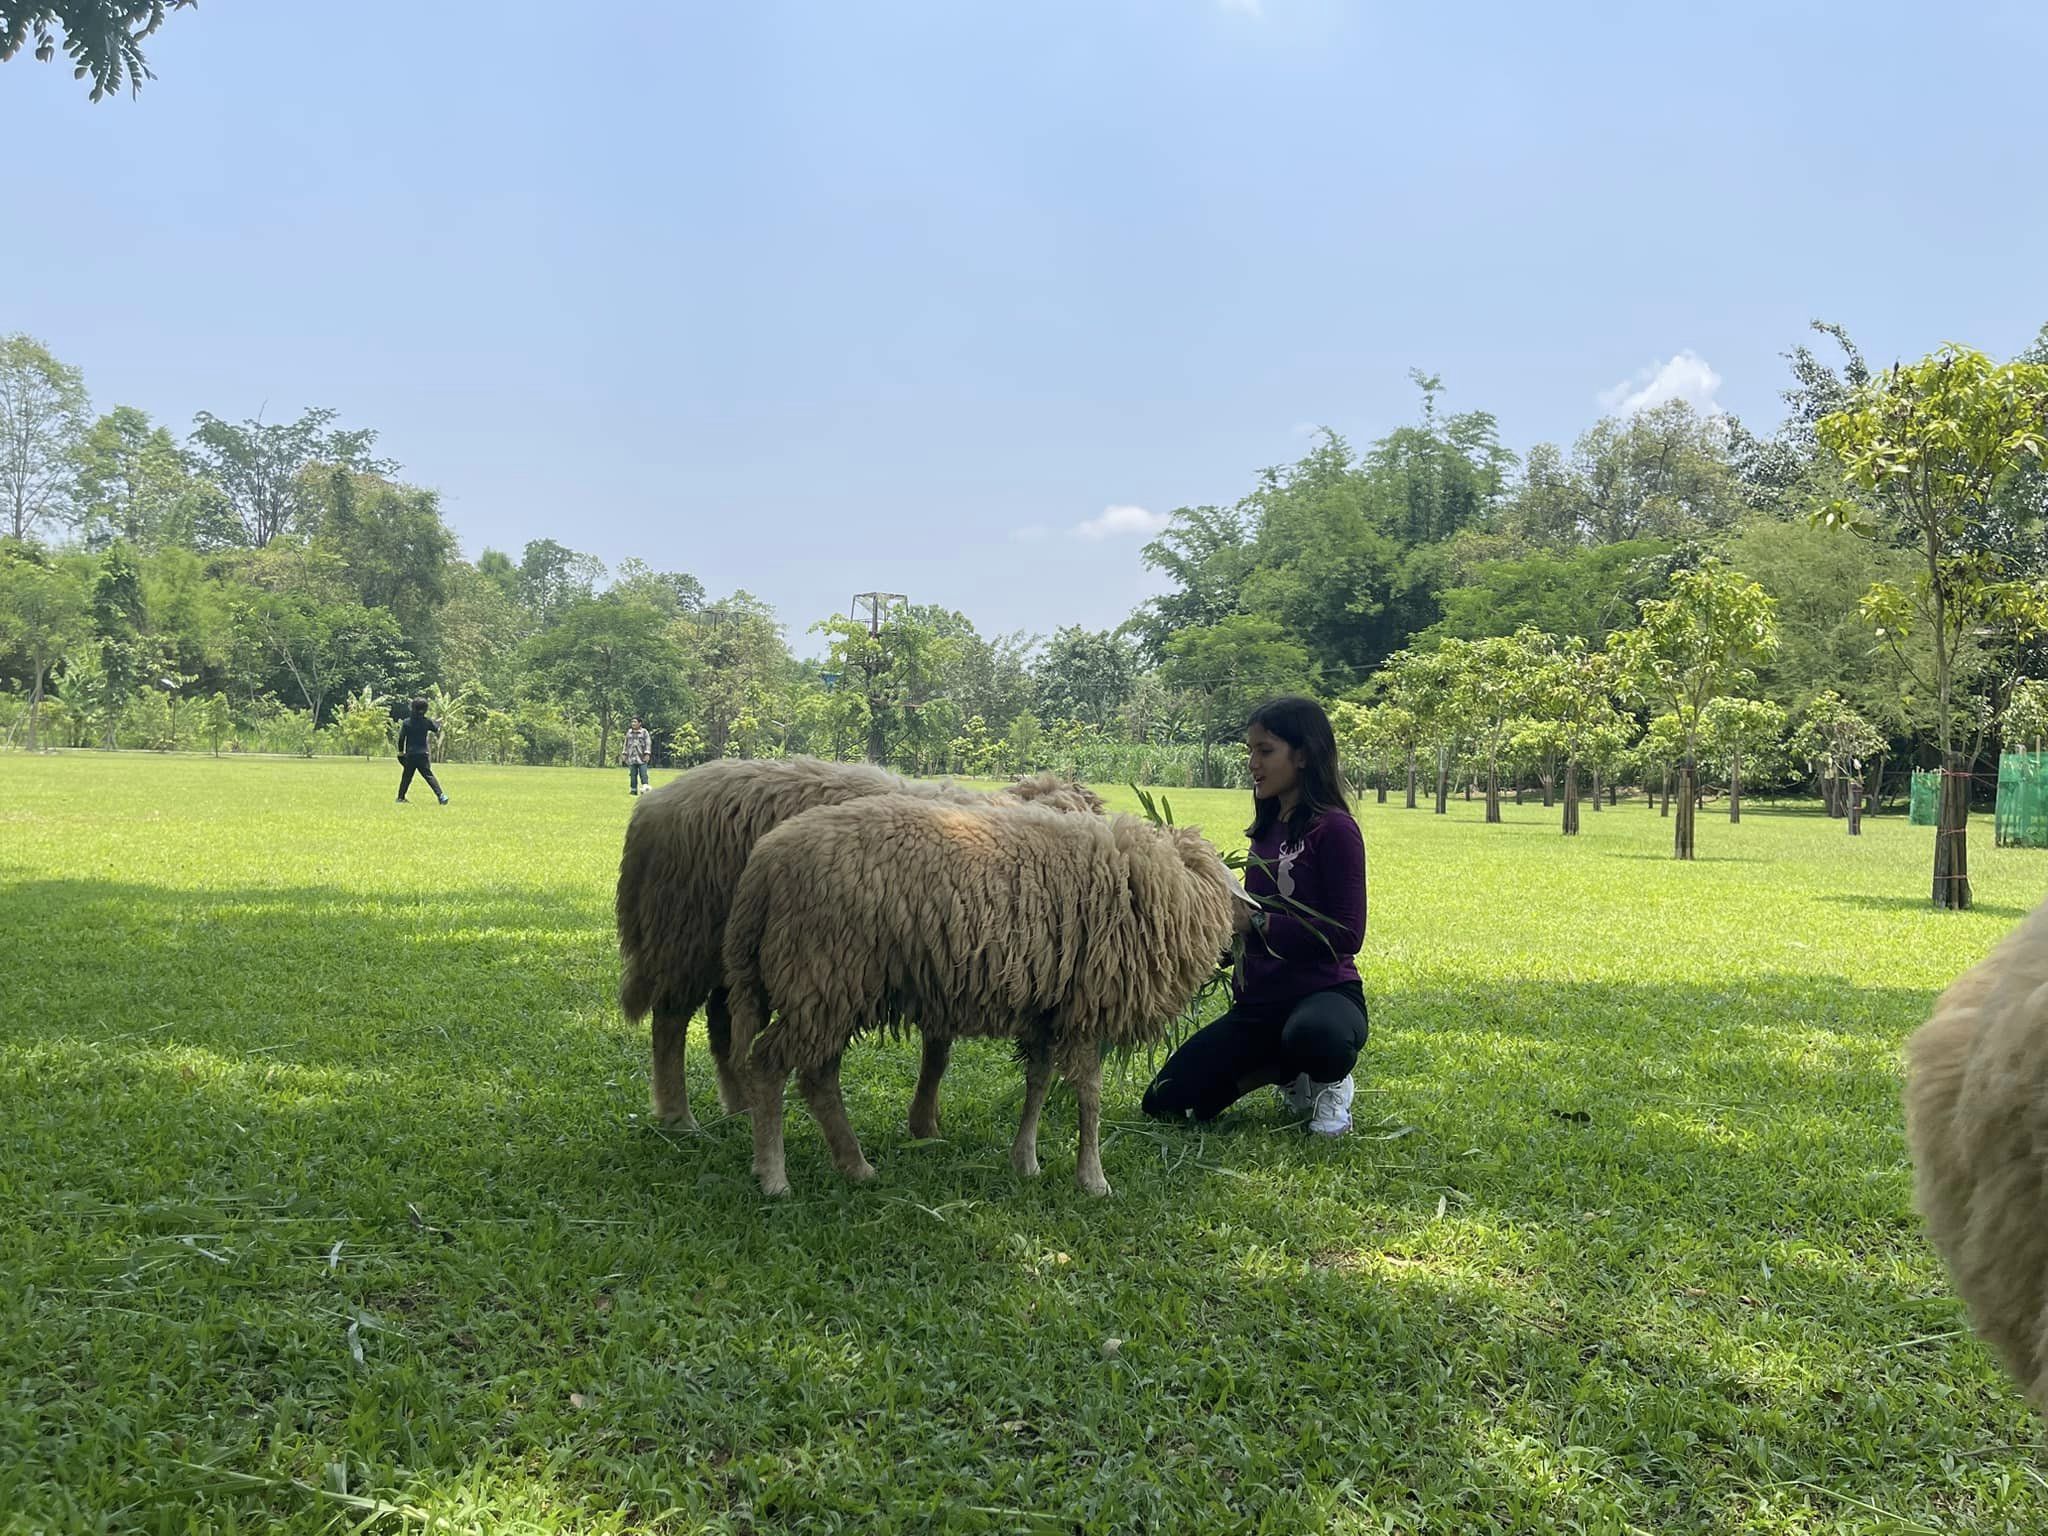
top-left (5, 323), bottom-right (2048, 899)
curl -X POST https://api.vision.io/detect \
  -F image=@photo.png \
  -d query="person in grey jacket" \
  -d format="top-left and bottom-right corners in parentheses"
top-left (623, 717), bottom-right (653, 796)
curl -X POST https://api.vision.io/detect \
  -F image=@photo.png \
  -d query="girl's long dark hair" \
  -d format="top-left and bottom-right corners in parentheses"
top-left (1245, 695), bottom-right (1350, 842)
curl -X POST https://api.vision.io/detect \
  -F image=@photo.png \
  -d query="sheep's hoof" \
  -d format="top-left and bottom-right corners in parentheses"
top-left (844, 1159), bottom-right (877, 1184)
top-left (658, 1111), bottom-right (699, 1133)
top-left (757, 1176), bottom-right (791, 1198)
top-left (907, 1115), bottom-right (941, 1141)
top-left (1077, 1173), bottom-right (1113, 1199)
top-left (1011, 1149), bottom-right (1042, 1179)
top-left (716, 1083), bottom-right (747, 1114)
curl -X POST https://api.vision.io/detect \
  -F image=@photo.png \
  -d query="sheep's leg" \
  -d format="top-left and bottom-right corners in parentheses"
top-left (705, 989), bottom-right (748, 1114)
top-left (907, 1034), bottom-right (952, 1140)
top-left (799, 1055), bottom-right (875, 1183)
top-left (1063, 1042), bottom-right (1111, 1198)
top-left (650, 1002), bottom-right (696, 1130)
top-left (747, 1066), bottom-right (792, 1198)
top-left (1010, 1040), bottom-right (1054, 1179)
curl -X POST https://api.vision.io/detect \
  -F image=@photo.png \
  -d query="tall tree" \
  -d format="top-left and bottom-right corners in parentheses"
top-left (523, 595), bottom-right (688, 765)
top-left (74, 405), bottom-right (220, 552)
top-left (1133, 502), bottom-right (1255, 662)
top-left (1699, 696), bottom-right (1786, 823)
top-left (0, 0), bottom-right (194, 98)
top-left (1365, 372), bottom-right (1514, 546)
top-left (1612, 559), bottom-right (1779, 860)
top-left (674, 590), bottom-right (792, 758)
top-left (0, 543), bottom-right (89, 749)
top-left (1444, 630), bottom-right (1549, 825)
top-left (1817, 345), bottom-right (2048, 908)
top-left (1159, 613), bottom-right (1317, 776)
top-left (514, 538), bottom-right (605, 628)
top-left (1034, 626), bottom-right (1138, 729)
top-left (301, 467), bottom-right (455, 664)
top-left (1570, 401), bottom-right (1745, 546)
top-left (185, 407), bottom-right (393, 548)
top-left (0, 334), bottom-right (89, 544)
top-left (86, 542), bottom-right (157, 748)
top-left (1523, 637), bottom-right (1629, 834)
top-left (811, 606), bottom-right (961, 768)
top-left (1433, 540), bottom-right (1673, 646)
top-left (1379, 643), bottom-right (1472, 814)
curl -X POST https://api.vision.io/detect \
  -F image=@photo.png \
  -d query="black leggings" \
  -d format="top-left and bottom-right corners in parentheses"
top-left (397, 753), bottom-right (443, 800)
top-left (1142, 986), bottom-right (1368, 1122)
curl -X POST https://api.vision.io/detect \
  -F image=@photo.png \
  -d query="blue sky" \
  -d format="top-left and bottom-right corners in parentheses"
top-left (7, 1), bottom-right (2046, 651)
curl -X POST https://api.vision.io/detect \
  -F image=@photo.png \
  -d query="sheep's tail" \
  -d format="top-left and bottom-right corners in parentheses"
top-left (721, 864), bottom-right (774, 1065)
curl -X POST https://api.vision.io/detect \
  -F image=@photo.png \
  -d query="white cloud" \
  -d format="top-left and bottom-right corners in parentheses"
top-left (1073, 504), bottom-right (1172, 542)
top-left (1598, 349), bottom-right (1723, 417)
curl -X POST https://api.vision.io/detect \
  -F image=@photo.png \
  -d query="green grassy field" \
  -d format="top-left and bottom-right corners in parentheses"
top-left (2, 753), bottom-right (2044, 1534)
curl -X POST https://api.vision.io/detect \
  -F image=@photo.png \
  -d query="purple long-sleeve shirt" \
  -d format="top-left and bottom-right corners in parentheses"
top-left (1237, 808), bottom-right (1367, 1014)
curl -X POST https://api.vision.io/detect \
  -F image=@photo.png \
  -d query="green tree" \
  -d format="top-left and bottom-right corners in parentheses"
top-left (673, 591), bottom-right (792, 759)
top-left (1816, 345), bottom-right (2048, 907)
top-left (1612, 559), bottom-right (1779, 859)
top-left (334, 686), bottom-right (393, 756)
top-left (1444, 629), bottom-right (1551, 825)
top-left (811, 606), bottom-right (961, 769)
top-left (228, 546), bottom-right (416, 725)
top-left (1433, 540), bottom-right (1673, 646)
top-left (1033, 626), bottom-right (1138, 729)
top-left (609, 557), bottom-right (707, 618)
top-left (1160, 614), bottom-right (1317, 783)
top-left (1572, 401), bottom-right (1745, 547)
top-left (301, 468), bottom-right (455, 664)
top-left (185, 407), bottom-right (393, 549)
top-left (201, 690), bottom-right (231, 755)
top-left (515, 538), bottom-right (606, 628)
top-left (1133, 503), bottom-right (1254, 662)
top-left (438, 561), bottom-right (526, 702)
top-left (1699, 696), bottom-right (1787, 823)
top-left (1364, 373), bottom-right (1515, 546)
top-left (1379, 643), bottom-right (1472, 813)
top-left (0, 543), bottom-right (90, 749)
top-left (1788, 690), bottom-right (1884, 829)
top-left (2003, 678), bottom-right (2048, 751)
top-left (0, 334), bottom-right (89, 544)
top-left (1332, 699), bottom-right (1413, 805)
top-left (1720, 516), bottom-right (1933, 733)
top-left (86, 543), bottom-right (160, 747)
top-left (0, 0), bottom-right (194, 98)
top-left (1522, 637), bottom-right (1629, 833)
top-left (74, 405), bottom-right (217, 551)
top-left (523, 595), bottom-right (688, 765)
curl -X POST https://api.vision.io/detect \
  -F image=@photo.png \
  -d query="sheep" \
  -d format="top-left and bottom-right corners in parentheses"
top-left (1902, 894), bottom-right (2048, 1412)
top-left (721, 794), bottom-right (1243, 1197)
top-left (615, 756), bottom-right (1103, 1132)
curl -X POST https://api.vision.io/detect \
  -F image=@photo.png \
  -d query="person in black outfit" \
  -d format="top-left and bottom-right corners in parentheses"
top-left (395, 696), bottom-right (449, 805)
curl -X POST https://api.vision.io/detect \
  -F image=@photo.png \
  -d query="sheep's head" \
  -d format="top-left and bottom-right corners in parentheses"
top-left (1002, 772), bottom-right (1106, 815)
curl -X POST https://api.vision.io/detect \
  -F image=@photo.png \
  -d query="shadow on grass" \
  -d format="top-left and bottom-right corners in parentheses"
top-left (1, 874), bottom-right (2036, 1532)
top-left (1814, 891), bottom-right (2034, 921)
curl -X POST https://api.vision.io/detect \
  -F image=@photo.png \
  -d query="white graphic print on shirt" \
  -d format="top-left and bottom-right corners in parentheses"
top-left (1275, 837), bottom-right (1302, 900)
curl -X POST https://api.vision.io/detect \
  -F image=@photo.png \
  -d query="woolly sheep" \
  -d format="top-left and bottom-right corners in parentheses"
top-left (615, 756), bottom-right (1103, 1132)
top-left (1903, 894), bottom-right (2048, 1411)
top-left (722, 794), bottom-right (1244, 1197)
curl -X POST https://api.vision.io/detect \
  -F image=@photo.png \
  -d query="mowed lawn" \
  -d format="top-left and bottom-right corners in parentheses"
top-left (4, 754), bottom-right (2046, 1535)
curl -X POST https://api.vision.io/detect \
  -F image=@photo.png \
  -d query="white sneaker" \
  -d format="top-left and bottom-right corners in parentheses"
top-left (1275, 1073), bottom-right (1314, 1116)
top-left (1307, 1075), bottom-right (1354, 1136)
